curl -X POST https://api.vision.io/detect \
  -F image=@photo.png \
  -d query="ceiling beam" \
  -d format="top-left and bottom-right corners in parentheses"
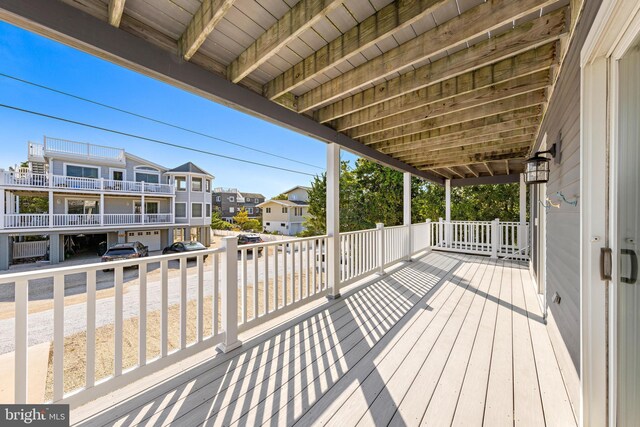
top-left (179, 0), bottom-right (237, 61)
top-left (331, 44), bottom-right (556, 132)
top-left (380, 126), bottom-right (540, 158)
top-left (369, 111), bottom-right (541, 151)
top-left (346, 70), bottom-right (550, 139)
top-left (358, 90), bottom-right (546, 145)
top-left (297, 0), bottom-right (562, 113)
top-left (108, 0), bottom-right (126, 27)
top-left (0, 0), bottom-right (444, 184)
top-left (314, 9), bottom-right (566, 123)
top-left (451, 173), bottom-right (521, 186)
top-left (227, 0), bottom-right (344, 83)
top-left (406, 136), bottom-right (534, 164)
top-left (264, 0), bottom-right (449, 100)
top-left (415, 148), bottom-right (530, 169)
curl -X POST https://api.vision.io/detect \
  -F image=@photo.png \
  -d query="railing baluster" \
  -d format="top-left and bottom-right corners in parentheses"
top-left (305, 240), bottom-right (310, 298)
top-left (213, 254), bottom-right (219, 336)
top-left (197, 255), bottom-right (204, 343)
top-left (114, 266), bottom-right (123, 376)
top-left (283, 243), bottom-right (288, 306)
top-left (263, 245), bottom-right (269, 315)
top-left (241, 249), bottom-right (247, 324)
top-left (86, 270), bottom-right (97, 386)
top-left (253, 249), bottom-right (258, 320)
top-left (53, 274), bottom-right (64, 400)
top-left (179, 258), bottom-right (187, 349)
top-left (14, 279), bottom-right (28, 404)
top-left (160, 260), bottom-right (168, 357)
top-left (274, 244), bottom-right (279, 310)
top-left (291, 241), bottom-right (296, 302)
top-left (138, 263), bottom-right (147, 366)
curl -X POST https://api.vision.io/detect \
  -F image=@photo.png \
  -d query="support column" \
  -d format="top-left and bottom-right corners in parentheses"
top-left (0, 188), bottom-right (5, 230)
top-left (518, 174), bottom-right (527, 252)
top-left (141, 185), bottom-right (145, 224)
top-left (100, 192), bottom-right (105, 226)
top-left (217, 236), bottom-right (242, 353)
top-left (49, 233), bottom-right (60, 264)
top-left (48, 190), bottom-right (53, 228)
top-left (445, 179), bottom-right (451, 248)
top-left (0, 234), bottom-right (9, 270)
top-left (326, 143), bottom-right (340, 299)
top-left (403, 172), bottom-right (412, 260)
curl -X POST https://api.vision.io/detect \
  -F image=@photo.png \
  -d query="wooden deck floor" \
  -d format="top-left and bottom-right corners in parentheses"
top-left (73, 252), bottom-right (577, 427)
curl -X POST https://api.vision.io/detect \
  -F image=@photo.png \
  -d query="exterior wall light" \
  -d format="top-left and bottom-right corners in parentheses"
top-left (524, 143), bottom-right (558, 185)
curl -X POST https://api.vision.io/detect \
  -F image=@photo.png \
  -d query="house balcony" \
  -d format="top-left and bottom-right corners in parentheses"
top-left (0, 222), bottom-right (573, 426)
top-left (28, 137), bottom-right (126, 166)
top-left (0, 170), bottom-right (174, 195)
top-left (1, 213), bottom-right (174, 230)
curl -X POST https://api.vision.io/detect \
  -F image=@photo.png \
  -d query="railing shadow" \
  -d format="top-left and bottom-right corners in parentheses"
top-left (74, 252), bottom-right (465, 426)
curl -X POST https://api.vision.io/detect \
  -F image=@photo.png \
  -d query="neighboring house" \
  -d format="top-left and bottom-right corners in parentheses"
top-left (0, 137), bottom-right (214, 269)
top-left (257, 186), bottom-right (310, 235)
top-left (212, 188), bottom-right (265, 222)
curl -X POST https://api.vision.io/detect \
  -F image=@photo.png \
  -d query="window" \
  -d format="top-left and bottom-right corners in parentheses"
top-left (192, 203), bottom-right (203, 217)
top-left (206, 204), bottom-right (211, 217)
top-left (248, 207), bottom-right (253, 214)
top-left (246, 197), bottom-right (251, 202)
top-left (265, 207), bottom-right (271, 214)
top-left (206, 180), bottom-right (210, 192)
top-left (67, 199), bottom-right (99, 214)
top-left (229, 207), bottom-right (235, 213)
top-left (175, 203), bottom-right (187, 218)
top-left (281, 223), bottom-right (286, 227)
top-left (266, 222), bottom-right (270, 226)
top-left (135, 172), bottom-right (159, 183)
top-left (66, 165), bottom-right (99, 179)
top-left (229, 196), bottom-right (235, 202)
top-left (282, 207), bottom-right (288, 213)
top-left (134, 201), bottom-right (158, 214)
top-left (192, 177), bottom-right (203, 192)
top-left (111, 169), bottom-right (125, 181)
top-left (175, 176), bottom-right (187, 191)
top-left (216, 196), bottom-right (221, 202)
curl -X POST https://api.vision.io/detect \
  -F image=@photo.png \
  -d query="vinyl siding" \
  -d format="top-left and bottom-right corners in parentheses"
top-left (532, 0), bottom-right (602, 400)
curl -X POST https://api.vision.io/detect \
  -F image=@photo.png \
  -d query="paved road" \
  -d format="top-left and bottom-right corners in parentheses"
top-left (0, 247), bottom-right (317, 354)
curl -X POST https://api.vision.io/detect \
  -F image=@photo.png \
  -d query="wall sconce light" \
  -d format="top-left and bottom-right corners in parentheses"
top-left (524, 135), bottom-right (561, 185)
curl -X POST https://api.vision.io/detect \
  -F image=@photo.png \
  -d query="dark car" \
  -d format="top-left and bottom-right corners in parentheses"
top-left (238, 234), bottom-right (264, 253)
top-left (162, 241), bottom-right (208, 259)
top-left (101, 242), bottom-right (149, 269)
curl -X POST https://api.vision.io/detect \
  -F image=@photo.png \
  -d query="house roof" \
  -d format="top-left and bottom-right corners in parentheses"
top-left (166, 162), bottom-right (213, 177)
top-left (280, 186), bottom-right (311, 196)
top-left (241, 192), bottom-right (265, 199)
top-left (256, 199), bottom-right (309, 208)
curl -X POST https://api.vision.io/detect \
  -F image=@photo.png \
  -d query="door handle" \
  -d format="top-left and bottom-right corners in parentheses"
top-left (600, 247), bottom-right (612, 281)
top-left (621, 248), bottom-right (638, 284)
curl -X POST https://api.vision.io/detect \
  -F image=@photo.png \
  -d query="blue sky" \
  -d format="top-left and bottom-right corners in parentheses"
top-left (0, 21), bottom-right (358, 198)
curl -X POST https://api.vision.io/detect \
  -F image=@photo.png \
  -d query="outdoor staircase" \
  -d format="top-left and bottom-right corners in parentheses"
top-left (29, 162), bottom-right (47, 175)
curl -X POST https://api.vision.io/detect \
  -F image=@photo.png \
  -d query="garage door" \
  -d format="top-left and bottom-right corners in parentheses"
top-left (127, 230), bottom-right (161, 251)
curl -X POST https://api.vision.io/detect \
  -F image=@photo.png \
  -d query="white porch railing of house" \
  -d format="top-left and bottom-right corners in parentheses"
top-left (2, 213), bottom-right (174, 229)
top-left (4, 214), bottom-right (50, 228)
top-left (0, 219), bottom-right (527, 407)
top-left (430, 219), bottom-right (529, 260)
top-left (12, 240), bottom-right (49, 259)
top-left (0, 170), bottom-right (174, 195)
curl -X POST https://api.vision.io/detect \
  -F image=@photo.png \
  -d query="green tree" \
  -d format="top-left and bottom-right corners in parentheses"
top-left (241, 219), bottom-right (262, 231)
top-left (232, 207), bottom-right (250, 229)
top-left (210, 210), bottom-right (233, 230)
top-left (272, 193), bottom-right (289, 200)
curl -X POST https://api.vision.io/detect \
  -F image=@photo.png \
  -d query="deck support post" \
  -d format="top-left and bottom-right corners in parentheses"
top-left (518, 173), bottom-right (527, 254)
top-left (0, 188), bottom-right (5, 230)
top-left (217, 236), bottom-right (242, 353)
top-left (100, 183), bottom-right (104, 226)
top-left (425, 219), bottom-right (432, 253)
top-left (403, 172), bottom-right (412, 260)
top-left (326, 143), bottom-right (341, 299)
top-left (48, 190), bottom-right (53, 228)
top-left (445, 179), bottom-right (451, 248)
top-left (490, 218), bottom-right (499, 259)
top-left (376, 223), bottom-right (384, 274)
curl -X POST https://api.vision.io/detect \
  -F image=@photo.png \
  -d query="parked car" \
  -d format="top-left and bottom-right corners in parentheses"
top-left (101, 242), bottom-right (149, 269)
top-left (162, 241), bottom-right (208, 260)
top-left (238, 234), bottom-right (264, 253)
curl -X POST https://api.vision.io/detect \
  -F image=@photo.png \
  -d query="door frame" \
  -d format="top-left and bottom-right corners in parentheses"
top-left (581, 2), bottom-right (640, 426)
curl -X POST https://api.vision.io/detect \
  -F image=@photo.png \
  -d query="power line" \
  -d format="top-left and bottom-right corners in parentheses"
top-left (0, 71), bottom-right (324, 170)
top-left (0, 103), bottom-right (317, 177)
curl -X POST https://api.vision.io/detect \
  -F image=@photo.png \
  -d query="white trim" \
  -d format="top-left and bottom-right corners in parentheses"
top-left (63, 162), bottom-right (101, 178)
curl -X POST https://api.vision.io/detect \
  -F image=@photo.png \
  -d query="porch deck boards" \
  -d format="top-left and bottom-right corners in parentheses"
top-left (72, 252), bottom-right (576, 426)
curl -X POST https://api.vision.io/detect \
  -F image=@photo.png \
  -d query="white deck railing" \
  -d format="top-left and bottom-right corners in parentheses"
top-left (430, 219), bottom-right (529, 260)
top-left (0, 219), bottom-right (526, 408)
top-left (3, 213), bottom-right (173, 229)
top-left (43, 137), bottom-right (126, 163)
top-left (12, 240), bottom-right (49, 259)
top-left (0, 170), bottom-right (174, 195)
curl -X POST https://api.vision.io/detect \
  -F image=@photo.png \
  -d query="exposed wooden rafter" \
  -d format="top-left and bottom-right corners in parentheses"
top-left (415, 148), bottom-right (531, 170)
top-left (108, 0), bottom-right (126, 28)
top-left (465, 165), bottom-right (479, 178)
top-left (227, 0), bottom-right (345, 83)
top-left (405, 135), bottom-right (534, 164)
top-left (314, 9), bottom-right (566, 123)
top-left (358, 91), bottom-right (546, 145)
top-left (446, 167), bottom-right (465, 179)
top-left (264, 0), bottom-right (449, 100)
top-left (297, 0), bottom-right (563, 113)
top-left (484, 162), bottom-right (495, 176)
top-left (179, 0), bottom-right (237, 60)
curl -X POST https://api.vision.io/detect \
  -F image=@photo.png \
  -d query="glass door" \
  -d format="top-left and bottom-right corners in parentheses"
top-left (615, 33), bottom-right (640, 427)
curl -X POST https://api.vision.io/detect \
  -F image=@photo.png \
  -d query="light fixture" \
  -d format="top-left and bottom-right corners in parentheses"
top-left (524, 143), bottom-right (557, 184)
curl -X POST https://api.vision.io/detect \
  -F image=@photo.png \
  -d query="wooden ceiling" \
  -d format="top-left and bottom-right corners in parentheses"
top-left (49, 0), bottom-right (583, 180)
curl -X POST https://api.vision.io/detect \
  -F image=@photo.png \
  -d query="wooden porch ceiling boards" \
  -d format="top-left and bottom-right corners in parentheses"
top-left (12, 0), bottom-right (582, 182)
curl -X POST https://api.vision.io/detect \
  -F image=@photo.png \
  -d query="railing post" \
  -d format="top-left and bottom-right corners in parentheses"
top-left (217, 236), bottom-right (242, 353)
top-left (48, 190), bottom-right (53, 228)
top-left (446, 220), bottom-right (452, 249)
top-left (100, 192), bottom-right (104, 226)
top-left (141, 182), bottom-right (145, 224)
top-left (0, 189), bottom-right (4, 230)
top-left (491, 218), bottom-right (499, 259)
top-left (326, 143), bottom-right (341, 299)
top-left (425, 219), bottom-right (432, 253)
top-left (376, 223), bottom-right (385, 274)
top-left (403, 172), bottom-right (412, 261)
